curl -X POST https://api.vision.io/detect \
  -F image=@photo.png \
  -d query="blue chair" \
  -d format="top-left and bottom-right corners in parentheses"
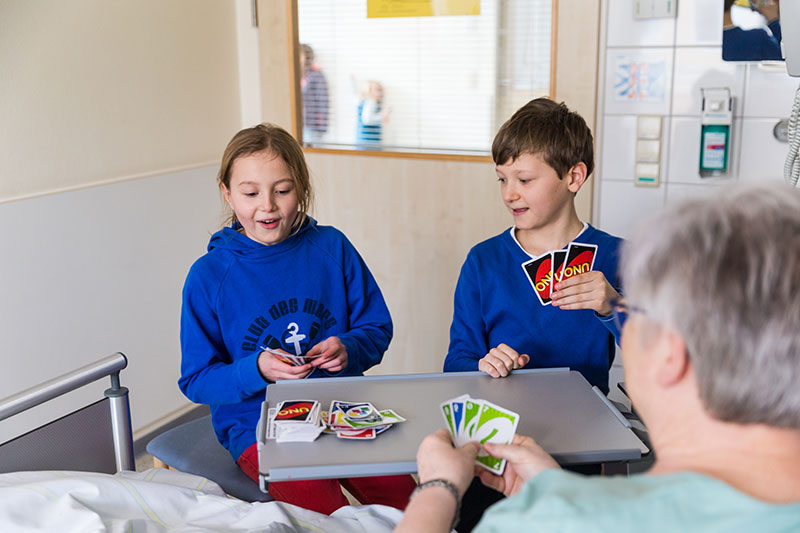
top-left (146, 415), bottom-right (273, 502)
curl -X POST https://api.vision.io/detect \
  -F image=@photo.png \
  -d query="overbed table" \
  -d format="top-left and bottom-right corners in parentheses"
top-left (256, 369), bottom-right (648, 489)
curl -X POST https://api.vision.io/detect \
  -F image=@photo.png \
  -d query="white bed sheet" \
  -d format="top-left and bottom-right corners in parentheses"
top-left (0, 468), bottom-right (403, 532)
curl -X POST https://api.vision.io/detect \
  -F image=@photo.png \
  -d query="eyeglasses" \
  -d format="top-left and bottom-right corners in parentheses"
top-left (610, 297), bottom-right (648, 331)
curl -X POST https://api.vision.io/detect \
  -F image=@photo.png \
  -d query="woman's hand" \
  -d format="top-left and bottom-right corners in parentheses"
top-left (306, 336), bottom-right (348, 373)
top-left (477, 434), bottom-right (560, 497)
top-left (416, 429), bottom-right (481, 497)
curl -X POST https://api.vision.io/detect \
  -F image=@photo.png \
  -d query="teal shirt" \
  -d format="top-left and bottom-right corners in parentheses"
top-left (475, 470), bottom-right (800, 533)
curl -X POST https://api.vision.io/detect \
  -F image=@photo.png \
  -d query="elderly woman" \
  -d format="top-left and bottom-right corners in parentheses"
top-left (397, 184), bottom-right (800, 532)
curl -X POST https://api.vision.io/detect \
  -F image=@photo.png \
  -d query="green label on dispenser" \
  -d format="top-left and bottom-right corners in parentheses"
top-left (699, 125), bottom-right (729, 172)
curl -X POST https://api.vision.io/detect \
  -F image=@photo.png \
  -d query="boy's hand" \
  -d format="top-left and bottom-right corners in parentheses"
top-left (257, 349), bottom-right (313, 381)
top-left (551, 271), bottom-right (620, 316)
top-left (478, 343), bottom-right (530, 378)
top-left (306, 336), bottom-right (348, 373)
top-left (477, 434), bottom-right (561, 498)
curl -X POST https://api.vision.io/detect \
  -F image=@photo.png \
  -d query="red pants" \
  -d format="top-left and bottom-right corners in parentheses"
top-left (237, 443), bottom-right (417, 515)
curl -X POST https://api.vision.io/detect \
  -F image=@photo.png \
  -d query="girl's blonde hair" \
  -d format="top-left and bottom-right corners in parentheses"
top-left (217, 123), bottom-right (313, 232)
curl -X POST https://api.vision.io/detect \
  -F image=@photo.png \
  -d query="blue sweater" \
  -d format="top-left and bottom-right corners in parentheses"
top-left (722, 20), bottom-right (782, 61)
top-left (179, 218), bottom-right (392, 459)
top-left (444, 224), bottom-right (622, 393)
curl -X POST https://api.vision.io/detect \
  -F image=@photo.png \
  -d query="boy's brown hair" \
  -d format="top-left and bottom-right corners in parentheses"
top-left (492, 97), bottom-right (594, 179)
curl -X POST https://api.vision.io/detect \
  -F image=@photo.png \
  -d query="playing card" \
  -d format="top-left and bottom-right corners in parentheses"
top-left (521, 252), bottom-right (553, 305)
top-left (473, 401), bottom-right (520, 475)
top-left (342, 409), bottom-right (406, 429)
top-left (267, 407), bottom-right (277, 439)
top-left (274, 400), bottom-right (318, 423)
top-left (550, 249), bottom-right (567, 288)
top-left (560, 242), bottom-right (597, 282)
top-left (462, 399), bottom-right (483, 441)
top-left (450, 396), bottom-right (468, 446)
top-left (336, 427), bottom-right (377, 440)
top-left (441, 402), bottom-right (456, 438)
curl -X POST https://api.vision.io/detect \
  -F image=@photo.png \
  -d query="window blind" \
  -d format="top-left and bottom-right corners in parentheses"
top-left (297, 0), bottom-right (552, 155)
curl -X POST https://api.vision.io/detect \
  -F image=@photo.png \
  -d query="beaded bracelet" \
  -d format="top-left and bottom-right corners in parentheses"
top-left (410, 478), bottom-right (461, 530)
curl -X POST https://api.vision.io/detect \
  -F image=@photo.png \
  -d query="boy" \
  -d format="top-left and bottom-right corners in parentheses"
top-left (444, 98), bottom-right (622, 394)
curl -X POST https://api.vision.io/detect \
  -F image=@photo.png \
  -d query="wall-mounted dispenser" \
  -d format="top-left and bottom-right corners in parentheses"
top-left (699, 87), bottom-right (732, 177)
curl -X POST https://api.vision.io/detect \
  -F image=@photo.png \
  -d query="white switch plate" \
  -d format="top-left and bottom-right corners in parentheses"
top-left (634, 0), bottom-right (677, 19)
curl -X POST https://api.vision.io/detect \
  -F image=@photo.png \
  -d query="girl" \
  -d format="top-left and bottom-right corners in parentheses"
top-left (179, 123), bottom-right (416, 513)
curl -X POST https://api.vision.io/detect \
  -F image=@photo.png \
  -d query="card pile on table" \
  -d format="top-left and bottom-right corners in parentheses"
top-left (324, 400), bottom-right (406, 440)
top-left (521, 241), bottom-right (598, 306)
top-left (267, 400), bottom-right (325, 443)
top-left (441, 394), bottom-right (520, 475)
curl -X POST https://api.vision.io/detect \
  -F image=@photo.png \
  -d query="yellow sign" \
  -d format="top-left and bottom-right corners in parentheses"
top-left (367, 0), bottom-right (480, 18)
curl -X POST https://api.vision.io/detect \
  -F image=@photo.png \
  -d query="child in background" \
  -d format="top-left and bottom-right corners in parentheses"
top-left (179, 123), bottom-right (416, 514)
top-left (443, 97), bottom-right (623, 532)
top-left (300, 43), bottom-right (329, 142)
top-left (356, 80), bottom-right (390, 147)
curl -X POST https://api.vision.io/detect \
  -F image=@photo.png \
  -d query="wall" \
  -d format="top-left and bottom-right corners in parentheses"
top-left (594, 0), bottom-right (797, 237)
top-left (0, 1), bottom-right (241, 440)
top-left (258, 0), bottom-right (601, 375)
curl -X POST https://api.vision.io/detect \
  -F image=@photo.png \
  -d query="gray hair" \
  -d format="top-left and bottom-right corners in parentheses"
top-left (621, 184), bottom-right (800, 428)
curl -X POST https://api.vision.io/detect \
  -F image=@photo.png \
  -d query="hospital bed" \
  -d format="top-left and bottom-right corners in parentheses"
top-left (0, 354), bottom-right (401, 532)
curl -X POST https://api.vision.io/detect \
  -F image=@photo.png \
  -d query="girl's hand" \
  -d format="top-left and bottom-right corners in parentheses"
top-left (476, 434), bottom-right (560, 498)
top-left (478, 343), bottom-right (530, 378)
top-left (551, 271), bottom-right (620, 316)
top-left (306, 336), bottom-right (348, 373)
top-left (257, 349), bottom-right (313, 382)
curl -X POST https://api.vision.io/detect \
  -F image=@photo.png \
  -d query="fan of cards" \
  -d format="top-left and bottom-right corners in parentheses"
top-left (266, 399), bottom-right (406, 443)
top-left (261, 346), bottom-right (319, 366)
top-left (441, 394), bottom-right (520, 475)
top-left (522, 241), bottom-right (597, 306)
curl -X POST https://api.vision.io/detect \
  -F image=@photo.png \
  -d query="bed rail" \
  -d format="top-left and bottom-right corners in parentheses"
top-left (0, 352), bottom-right (134, 471)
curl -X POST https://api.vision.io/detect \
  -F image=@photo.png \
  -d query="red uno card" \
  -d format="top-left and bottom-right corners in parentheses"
top-left (550, 250), bottom-right (567, 287)
top-left (337, 428), bottom-right (377, 439)
top-left (522, 252), bottom-right (553, 305)
top-left (274, 400), bottom-right (316, 422)
top-left (560, 243), bottom-right (597, 282)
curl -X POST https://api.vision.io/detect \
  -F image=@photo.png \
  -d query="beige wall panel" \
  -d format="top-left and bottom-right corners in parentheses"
top-left (306, 153), bottom-right (507, 374)
top-left (0, 0), bottom-right (240, 201)
top-left (554, 0), bottom-right (601, 221)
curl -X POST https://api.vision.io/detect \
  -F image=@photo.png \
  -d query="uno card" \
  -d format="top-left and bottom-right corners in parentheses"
top-left (462, 399), bottom-right (483, 441)
top-left (337, 427), bottom-right (377, 440)
top-left (560, 242), bottom-right (597, 282)
top-left (344, 409), bottom-right (406, 429)
top-left (522, 252), bottom-right (553, 305)
top-left (450, 399), bottom-right (466, 445)
top-left (267, 407), bottom-right (277, 439)
top-left (473, 401), bottom-right (520, 475)
top-left (320, 411), bottom-right (337, 434)
top-left (274, 400), bottom-right (317, 423)
top-left (441, 402), bottom-right (457, 438)
top-left (550, 250), bottom-right (567, 288)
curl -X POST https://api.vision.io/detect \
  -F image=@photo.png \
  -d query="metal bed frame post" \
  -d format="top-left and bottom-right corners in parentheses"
top-left (0, 352), bottom-right (135, 472)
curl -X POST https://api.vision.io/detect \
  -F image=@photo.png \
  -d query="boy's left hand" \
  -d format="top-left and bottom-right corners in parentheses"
top-left (306, 336), bottom-right (348, 372)
top-left (550, 271), bottom-right (619, 316)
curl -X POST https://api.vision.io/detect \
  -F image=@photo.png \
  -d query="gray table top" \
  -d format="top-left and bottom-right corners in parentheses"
top-left (258, 369), bottom-right (648, 482)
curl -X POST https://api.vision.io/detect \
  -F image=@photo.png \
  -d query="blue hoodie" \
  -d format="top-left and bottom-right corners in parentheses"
top-left (444, 224), bottom-right (621, 393)
top-left (179, 218), bottom-right (392, 459)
